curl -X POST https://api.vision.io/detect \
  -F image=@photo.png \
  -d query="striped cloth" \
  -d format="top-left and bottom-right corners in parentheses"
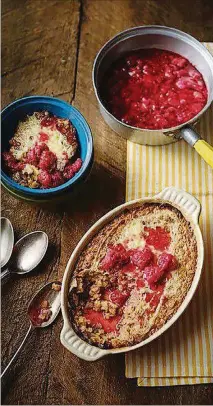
top-left (125, 43), bottom-right (213, 386)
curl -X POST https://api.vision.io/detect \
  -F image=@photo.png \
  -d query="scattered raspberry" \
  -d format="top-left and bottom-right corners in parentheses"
top-left (51, 171), bottom-right (64, 187)
top-left (39, 132), bottom-right (49, 142)
top-left (106, 289), bottom-right (130, 306)
top-left (100, 244), bottom-right (130, 271)
top-left (130, 246), bottom-right (153, 270)
top-left (38, 170), bottom-right (52, 188)
top-left (63, 158), bottom-right (82, 180)
top-left (143, 265), bottom-right (165, 285)
top-left (121, 263), bottom-right (136, 274)
top-left (38, 149), bottom-right (57, 171)
top-left (41, 116), bottom-right (56, 128)
top-left (26, 143), bottom-right (49, 166)
top-left (66, 128), bottom-right (77, 144)
top-left (136, 278), bottom-right (145, 289)
top-left (157, 252), bottom-right (178, 271)
top-left (2, 152), bottom-right (24, 172)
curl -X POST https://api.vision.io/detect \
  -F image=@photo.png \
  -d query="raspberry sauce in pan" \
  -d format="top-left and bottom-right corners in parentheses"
top-left (101, 49), bottom-right (207, 129)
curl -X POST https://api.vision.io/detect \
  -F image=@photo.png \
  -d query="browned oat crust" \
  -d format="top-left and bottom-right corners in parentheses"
top-left (69, 203), bottom-right (198, 349)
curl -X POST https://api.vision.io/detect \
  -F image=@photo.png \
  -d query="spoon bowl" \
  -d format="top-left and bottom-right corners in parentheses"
top-left (28, 281), bottom-right (62, 327)
top-left (1, 217), bottom-right (14, 268)
top-left (1, 231), bottom-right (48, 280)
top-left (10, 231), bottom-right (48, 274)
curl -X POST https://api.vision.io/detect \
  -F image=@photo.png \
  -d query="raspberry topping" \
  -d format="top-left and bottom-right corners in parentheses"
top-left (84, 310), bottom-right (121, 333)
top-left (63, 158), bottom-right (82, 180)
top-left (25, 143), bottom-right (48, 166)
top-left (38, 170), bottom-right (53, 188)
top-left (100, 244), bottom-right (130, 271)
top-left (38, 149), bottom-right (57, 171)
top-left (143, 265), bottom-right (165, 285)
top-left (51, 171), bottom-right (64, 187)
top-left (2, 152), bottom-right (24, 172)
top-left (144, 227), bottom-right (171, 250)
top-left (157, 252), bottom-right (178, 271)
top-left (105, 289), bottom-right (130, 306)
top-left (41, 116), bottom-right (56, 128)
top-left (145, 284), bottom-right (164, 309)
top-left (101, 48), bottom-right (207, 130)
top-left (121, 263), bottom-right (136, 274)
top-left (136, 278), bottom-right (145, 289)
top-left (130, 246), bottom-right (153, 270)
top-left (39, 132), bottom-right (49, 142)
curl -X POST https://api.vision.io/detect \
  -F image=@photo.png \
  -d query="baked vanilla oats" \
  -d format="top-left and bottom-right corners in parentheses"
top-left (69, 203), bottom-right (197, 349)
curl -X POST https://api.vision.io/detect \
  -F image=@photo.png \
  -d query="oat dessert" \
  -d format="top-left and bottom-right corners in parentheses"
top-left (69, 203), bottom-right (198, 349)
top-left (2, 111), bottom-right (82, 188)
top-left (101, 48), bottom-right (207, 129)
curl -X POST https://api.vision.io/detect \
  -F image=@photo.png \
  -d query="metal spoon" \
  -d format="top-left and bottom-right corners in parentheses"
top-left (1, 217), bottom-right (14, 268)
top-left (1, 231), bottom-right (48, 280)
top-left (1, 280), bottom-right (62, 379)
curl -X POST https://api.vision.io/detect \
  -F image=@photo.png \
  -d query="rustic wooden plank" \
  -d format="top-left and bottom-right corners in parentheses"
top-left (45, 0), bottom-right (213, 405)
top-left (1, 0), bottom-right (80, 405)
top-left (1, 0), bottom-right (80, 106)
top-left (2, 0), bottom-right (213, 404)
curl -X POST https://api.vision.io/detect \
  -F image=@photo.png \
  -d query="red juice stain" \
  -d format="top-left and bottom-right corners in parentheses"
top-left (144, 227), bottom-right (171, 250)
top-left (84, 310), bottom-right (121, 333)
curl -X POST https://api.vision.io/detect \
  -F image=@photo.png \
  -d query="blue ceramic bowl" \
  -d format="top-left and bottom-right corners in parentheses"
top-left (1, 96), bottom-right (93, 201)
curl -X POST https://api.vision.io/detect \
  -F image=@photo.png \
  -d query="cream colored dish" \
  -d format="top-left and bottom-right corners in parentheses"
top-left (60, 187), bottom-right (203, 361)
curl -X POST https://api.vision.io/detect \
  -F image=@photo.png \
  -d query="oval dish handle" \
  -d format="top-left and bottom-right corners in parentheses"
top-left (60, 322), bottom-right (108, 361)
top-left (155, 187), bottom-right (201, 224)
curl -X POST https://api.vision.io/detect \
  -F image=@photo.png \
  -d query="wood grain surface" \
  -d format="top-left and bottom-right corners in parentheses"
top-left (1, 0), bottom-right (213, 404)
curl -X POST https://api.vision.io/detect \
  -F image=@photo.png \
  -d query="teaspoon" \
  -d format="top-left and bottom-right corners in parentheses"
top-left (1, 280), bottom-right (62, 378)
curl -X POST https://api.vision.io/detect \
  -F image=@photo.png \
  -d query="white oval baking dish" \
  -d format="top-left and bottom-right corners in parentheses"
top-left (60, 186), bottom-right (204, 361)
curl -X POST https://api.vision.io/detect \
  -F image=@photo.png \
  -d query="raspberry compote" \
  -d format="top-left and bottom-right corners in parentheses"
top-left (101, 48), bottom-right (207, 129)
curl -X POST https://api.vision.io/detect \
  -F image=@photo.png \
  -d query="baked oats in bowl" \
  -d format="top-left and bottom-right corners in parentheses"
top-left (60, 187), bottom-right (203, 360)
top-left (1, 96), bottom-right (93, 201)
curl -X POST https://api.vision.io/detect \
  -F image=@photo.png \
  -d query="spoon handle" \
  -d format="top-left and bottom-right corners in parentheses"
top-left (1, 324), bottom-right (34, 379)
top-left (1, 268), bottom-right (10, 280)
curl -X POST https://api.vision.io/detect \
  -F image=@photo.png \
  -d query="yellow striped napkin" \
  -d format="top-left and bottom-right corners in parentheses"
top-left (125, 43), bottom-right (213, 386)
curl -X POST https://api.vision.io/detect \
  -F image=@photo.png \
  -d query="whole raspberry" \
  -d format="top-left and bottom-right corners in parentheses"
top-left (38, 170), bottom-right (52, 188)
top-left (3, 152), bottom-right (24, 172)
top-left (130, 246), bottom-right (153, 270)
top-left (101, 244), bottom-right (130, 271)
top-left (63, 158), bottom-right (82, 180)
top-left (157, 253), bottom-right (178, 272)
top-left (41, 116), bottom-right (56, 128)
top-left (39, 149), bottom-right (57, 171)
top-left (71, 158), bottom-right (82, 173)
top-left (26, 143), bottom-right (48, 165)
top-left (51, 171), bottom-right (64, 187)
top-left (143, 265), bottom-right (164, 285)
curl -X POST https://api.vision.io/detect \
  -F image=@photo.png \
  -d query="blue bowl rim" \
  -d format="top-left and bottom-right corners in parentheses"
top-left (1, 95), bottom-right (93, 195)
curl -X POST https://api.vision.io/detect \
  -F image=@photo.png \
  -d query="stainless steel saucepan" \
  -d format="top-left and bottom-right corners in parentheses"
top-left (92, 26), bottom-right (213, 168)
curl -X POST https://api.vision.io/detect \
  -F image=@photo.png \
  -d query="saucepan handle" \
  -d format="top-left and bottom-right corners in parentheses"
top-left (180, 126), bottom-right (213, 169)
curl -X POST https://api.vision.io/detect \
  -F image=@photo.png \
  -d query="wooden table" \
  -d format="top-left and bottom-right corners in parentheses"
top-left (2, 1), bottom-right (213, 404)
